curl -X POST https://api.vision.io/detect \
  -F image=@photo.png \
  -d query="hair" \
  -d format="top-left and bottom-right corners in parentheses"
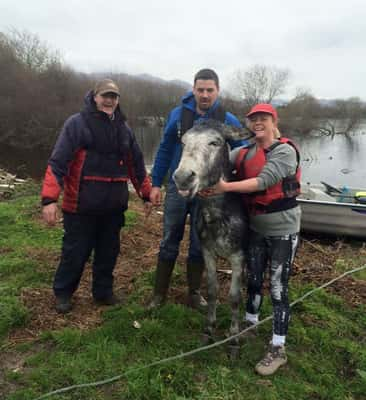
top-left (194, 68), bottom-right (219, 88)
top-left (273, 127), bottom-right (281, 138)
top-left (271, 115), bottom-right (281, 138)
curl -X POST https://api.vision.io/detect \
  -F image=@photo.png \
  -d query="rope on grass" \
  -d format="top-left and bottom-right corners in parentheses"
top-left (33, 264), bottom-right (366, 400)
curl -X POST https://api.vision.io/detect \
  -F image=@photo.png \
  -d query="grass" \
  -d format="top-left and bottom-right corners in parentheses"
top-left (4, 295), bottom-right (366, 400)
top-left (1, 185), bottom-right (365, 400)
top-left (0, 190), bottom-right (62, 342)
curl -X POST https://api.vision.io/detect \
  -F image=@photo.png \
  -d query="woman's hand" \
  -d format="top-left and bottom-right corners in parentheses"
top-left (212, 178), bottom-right (227, 194)
top-left (198, 178), bottom-right (228, 197)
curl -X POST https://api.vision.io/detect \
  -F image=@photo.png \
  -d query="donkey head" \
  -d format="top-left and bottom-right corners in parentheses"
top-left (173, 120), bottom-right (250, 199)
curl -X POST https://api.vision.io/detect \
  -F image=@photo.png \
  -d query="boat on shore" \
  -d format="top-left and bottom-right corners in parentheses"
top-left (298, 182), bottom-right (366, 239)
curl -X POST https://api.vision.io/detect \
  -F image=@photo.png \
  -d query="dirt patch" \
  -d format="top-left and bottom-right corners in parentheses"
top-left (0, 342), bottom-right (49, 395)
top-left (293, 237), bottom-right (366, 306)
top-left (7, 194), bottom-right (366, 344)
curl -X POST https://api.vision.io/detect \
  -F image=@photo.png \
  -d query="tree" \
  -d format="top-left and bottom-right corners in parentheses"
top-left (280, 89), bottom-right (366, 138)
top-left (232, 64), bottom-right (290, 109)
top-left (280, 88), bottom-right (321, 136)
top-left (2, 28), bottom-right (61, 73)
top-left (328, 97), bottom-right (364, 137)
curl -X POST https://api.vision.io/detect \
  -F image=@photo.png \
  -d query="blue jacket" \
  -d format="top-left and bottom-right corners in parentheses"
top-left (151, 92), bottom-right (246, 187)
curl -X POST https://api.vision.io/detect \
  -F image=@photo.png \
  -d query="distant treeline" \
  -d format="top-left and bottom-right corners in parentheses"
top-left (0, 30), bottom-right (191, 151)
top-left (1, 29), bottom-right (365, 155)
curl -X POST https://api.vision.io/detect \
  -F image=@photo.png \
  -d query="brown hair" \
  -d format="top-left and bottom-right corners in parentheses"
top-left (194, 69), bottom-right (219, 88)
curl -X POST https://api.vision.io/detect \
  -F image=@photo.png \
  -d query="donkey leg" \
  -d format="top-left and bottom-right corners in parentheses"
top-left (202, 249), bottom-right (217, 344)
top-left (228, 253), bottom-right (244, 360)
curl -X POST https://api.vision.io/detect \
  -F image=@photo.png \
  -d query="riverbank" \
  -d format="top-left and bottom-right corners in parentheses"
top-left (1, 185), bottom-right (365, 399)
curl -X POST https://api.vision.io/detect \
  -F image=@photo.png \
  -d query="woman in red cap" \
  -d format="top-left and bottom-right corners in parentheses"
top-left (212, 103), bottom-right (301, 376)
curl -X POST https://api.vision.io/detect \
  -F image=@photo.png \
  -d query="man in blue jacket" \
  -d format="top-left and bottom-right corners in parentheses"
top-left (148, 68), bottom-right (247, 309)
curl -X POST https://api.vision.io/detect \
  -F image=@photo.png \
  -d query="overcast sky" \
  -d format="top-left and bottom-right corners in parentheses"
top-left (1, 0), bottom-right (365, 100)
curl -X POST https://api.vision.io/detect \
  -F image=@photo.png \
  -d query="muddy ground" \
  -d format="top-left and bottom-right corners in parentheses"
top-left (1, 193), bottom-right (366, 395)
top-left (7, 194), bottom-right (366, 344)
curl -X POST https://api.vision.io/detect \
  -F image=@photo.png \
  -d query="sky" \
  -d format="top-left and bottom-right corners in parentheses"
top-left (1, 0), bottom-right (365, 100)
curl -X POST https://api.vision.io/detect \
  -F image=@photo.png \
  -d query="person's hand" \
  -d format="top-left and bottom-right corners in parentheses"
top-left (198, 188), bottom-right (215, 197)
top-left (150, 186), bottom-right (162, 206)
top-left (143, 201), bottom-right (153, 218)
top-left (212, 178), bottom-right (227, 195)
top-left (42, 203), bottom-right (59, 226)
top-left (198, 179), bottom-right (227, 197)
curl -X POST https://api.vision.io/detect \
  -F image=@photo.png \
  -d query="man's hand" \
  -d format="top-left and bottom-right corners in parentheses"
top-left (42, 203), bottom-right (59, 226)
top-left (150, 186), bottom-right (162, 206)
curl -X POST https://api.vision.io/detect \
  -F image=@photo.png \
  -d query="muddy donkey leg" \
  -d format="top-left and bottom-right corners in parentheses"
top-left (227, 253), bottom-right (245, 360)
top-left (202, 249), bottom-right (217, 344)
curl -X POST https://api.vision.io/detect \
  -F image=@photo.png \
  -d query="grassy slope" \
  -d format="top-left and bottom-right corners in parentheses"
top-left (0, 193), bottom-right (365, 400)
top-left (0, 191), bottom-right (62, 340)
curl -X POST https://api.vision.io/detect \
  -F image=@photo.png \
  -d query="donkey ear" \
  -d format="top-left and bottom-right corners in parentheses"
top-left (221, 125), bottom-right (253, 141)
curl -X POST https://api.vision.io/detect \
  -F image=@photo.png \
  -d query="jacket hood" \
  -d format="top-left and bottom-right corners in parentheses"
top-left (83, 90), bottom-right (126, 121)
top-left (181, 90), bottom-right (221, 115)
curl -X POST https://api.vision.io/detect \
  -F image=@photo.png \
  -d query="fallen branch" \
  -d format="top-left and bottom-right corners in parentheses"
top-left (302, 238), bottom-right (330, 255)
top-left (0, 168), bottom-right (26, 196)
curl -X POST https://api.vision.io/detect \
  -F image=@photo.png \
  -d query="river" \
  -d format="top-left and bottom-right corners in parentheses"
top-left (0, 125), bottom-right (365, 189)
top-left (296, 131), bottom-right (365, 188)
top-left (136, 125), bottom-right (366, 189)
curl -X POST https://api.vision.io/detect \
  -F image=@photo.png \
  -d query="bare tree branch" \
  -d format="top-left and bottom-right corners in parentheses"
top-left (232, 64), bottom-right (290, 108)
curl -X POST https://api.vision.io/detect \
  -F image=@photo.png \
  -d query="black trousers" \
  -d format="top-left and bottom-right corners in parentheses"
top-left (246, 230), bottom-right (299, 336)
top-left (53, 212), bottom-right (124, 300)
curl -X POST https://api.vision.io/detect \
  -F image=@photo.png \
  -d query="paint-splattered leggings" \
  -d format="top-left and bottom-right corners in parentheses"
top-left (246, 230), bottom-right (299, 336)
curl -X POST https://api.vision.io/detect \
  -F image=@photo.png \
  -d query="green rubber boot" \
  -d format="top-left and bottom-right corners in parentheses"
top-left (147, 258), bottom-right (175, 310)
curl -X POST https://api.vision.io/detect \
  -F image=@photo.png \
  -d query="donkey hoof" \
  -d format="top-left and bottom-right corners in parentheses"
top-left (202, 333), bottom-right (214, 345)
top-left (228, 345), bottom-right (240, 361)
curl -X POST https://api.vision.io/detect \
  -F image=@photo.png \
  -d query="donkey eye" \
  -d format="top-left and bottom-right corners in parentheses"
top-left (209, 140), bottom-right (220, 146)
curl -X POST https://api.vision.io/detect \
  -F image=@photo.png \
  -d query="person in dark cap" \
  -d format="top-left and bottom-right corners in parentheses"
top-left (41, 78), bottom-right (152, 313)
top-left (147, 68), bottom-right (248, 310)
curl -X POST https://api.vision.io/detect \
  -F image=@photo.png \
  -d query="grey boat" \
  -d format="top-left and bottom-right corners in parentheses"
top-left (298, 182), bottom-right (366, 239)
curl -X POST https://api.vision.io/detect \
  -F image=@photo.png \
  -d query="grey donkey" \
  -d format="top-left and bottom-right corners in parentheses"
top-left (173, 120), bottom-right (250, 359)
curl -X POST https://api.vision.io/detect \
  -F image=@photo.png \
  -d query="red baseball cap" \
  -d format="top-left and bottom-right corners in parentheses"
top-left (246, 103), bottom-right (278, 121)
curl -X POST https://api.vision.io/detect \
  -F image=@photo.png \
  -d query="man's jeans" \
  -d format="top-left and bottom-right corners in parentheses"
top-left (158, 182), bottom-right (203, 264)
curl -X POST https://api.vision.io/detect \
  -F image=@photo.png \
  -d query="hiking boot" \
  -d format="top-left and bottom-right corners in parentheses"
top-left (240, 320), bottom-right (258, 339)
top-left (94, 294), bottom-right (122, 306)
top-left (55, 295), bottom-right (72, 314)
top-left (187, 293), bottom-right (208, 309)
top-left (147, 294), bottom-right (166, 310)
top-left (255, 344), bottom-right (287, 376)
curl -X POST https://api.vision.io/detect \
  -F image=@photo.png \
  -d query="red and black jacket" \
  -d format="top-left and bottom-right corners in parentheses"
top-left (41, 91), bottom-right (151, 214)
top-left (235, 138), bottom-right (301, 215)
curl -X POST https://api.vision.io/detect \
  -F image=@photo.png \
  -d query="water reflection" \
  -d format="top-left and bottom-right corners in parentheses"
top-left (138, 126), bottom-right (366, 188)
top-left (296, 132), bottom-right (366, 188)
top-left (0, 125), bottom-right (364, 189)
top-left (0, 126), bottom-right (163, 179)
top-left (134, 126), bottom-right (162, 167)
